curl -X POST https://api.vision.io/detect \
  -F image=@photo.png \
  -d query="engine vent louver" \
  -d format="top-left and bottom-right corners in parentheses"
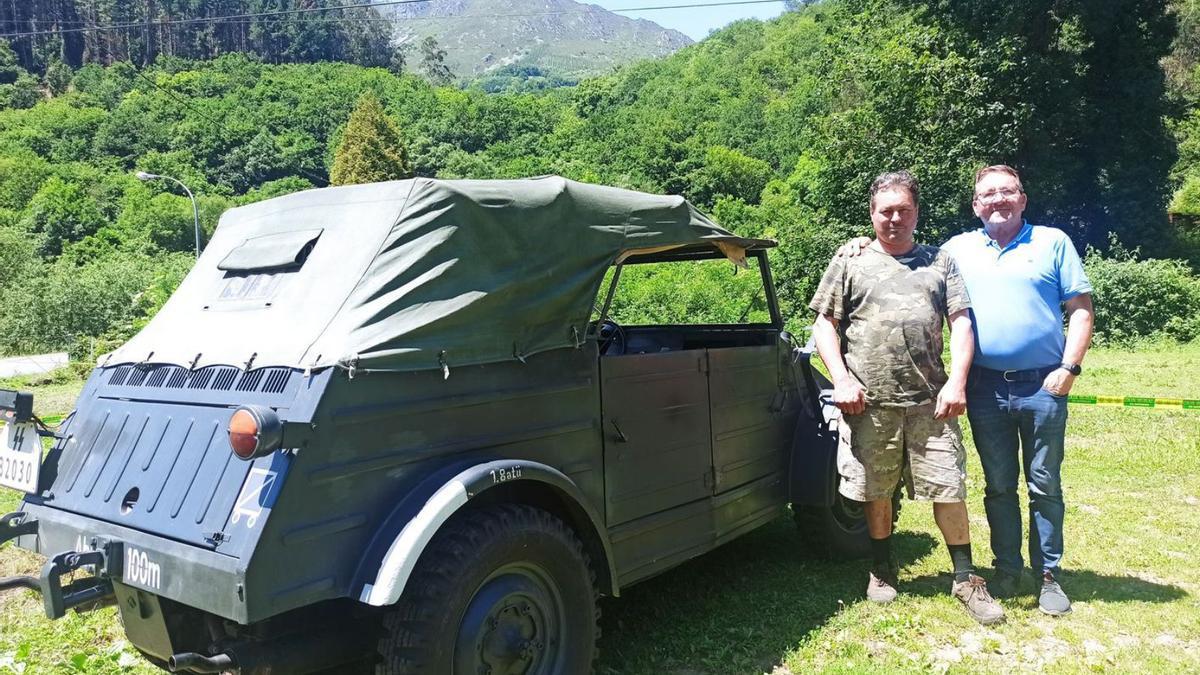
top-left (186, 369), bottom-right (214, 390)
top-left (211, 367), bottom-right (238, 391)
top-left (262, 369), bottom-right (292, 393)
top-left (146, 368), bottom-right (169, 388)
top-left (103, 365), bottom-right (295, 394)
top-left (236, 370), bottom-right (265, 392)
top-left (166, 369), bottom-right (188, 388)
top-left (126, 368), bottom-right (149, 387)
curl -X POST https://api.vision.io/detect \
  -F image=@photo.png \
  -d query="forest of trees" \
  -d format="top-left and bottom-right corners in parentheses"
top-left (0, 0), bottom-right (396, 72)
top-left (0, 0), bottom-right (1198, 357)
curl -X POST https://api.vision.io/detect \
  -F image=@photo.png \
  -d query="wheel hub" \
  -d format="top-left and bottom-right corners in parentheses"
top-left (455, 569), bottom-right (563, 675)
top-left (479, 602), bottom-right (542, 672)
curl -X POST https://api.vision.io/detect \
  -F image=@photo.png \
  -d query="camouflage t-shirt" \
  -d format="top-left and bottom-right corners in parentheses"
top-left (808, 244), bottom-right (971, 407)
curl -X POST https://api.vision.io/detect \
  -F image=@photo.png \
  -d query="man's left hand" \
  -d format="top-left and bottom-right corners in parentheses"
top-left (1042, 368), bottom-right (1076, 397)
top-left (935, 383), bottom-right (967, 420)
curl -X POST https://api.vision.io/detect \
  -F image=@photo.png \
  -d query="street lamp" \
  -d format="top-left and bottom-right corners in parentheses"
top-left (136, 171), bottom-right (201, 259)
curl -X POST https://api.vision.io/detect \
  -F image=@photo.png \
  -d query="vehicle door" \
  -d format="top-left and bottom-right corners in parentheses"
top-left (597, 249), bottom-right (786, 527)
top-left (599, 348), bottom-right (712, 527)
top-left (705, 251), bottom-right (796, 491)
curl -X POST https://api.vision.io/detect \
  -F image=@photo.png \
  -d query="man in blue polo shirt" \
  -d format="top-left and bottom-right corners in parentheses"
top-left (838, 165), bottom-right (1094, 616)
top-left (943, 165), bottom-right (1094, 616)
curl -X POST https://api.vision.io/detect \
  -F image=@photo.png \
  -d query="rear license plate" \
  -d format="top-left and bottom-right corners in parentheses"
top-left (0, 422), bottom-right (40, 493)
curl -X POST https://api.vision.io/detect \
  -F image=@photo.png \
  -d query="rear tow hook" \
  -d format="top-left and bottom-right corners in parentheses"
top-left (41, 542), bottom-right (123, 618)
top-left (0, 512), bottom-right (41, 594)
top-left (0, 524), bottom-right (122, 620)
top-left (0, 511), bottom-right (38, 546)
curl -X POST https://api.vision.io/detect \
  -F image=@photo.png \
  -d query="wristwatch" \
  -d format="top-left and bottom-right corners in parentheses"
top-left (1060, 362), bottom-right (1082, 376)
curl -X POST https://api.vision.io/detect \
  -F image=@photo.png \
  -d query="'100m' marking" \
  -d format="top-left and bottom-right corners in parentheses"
top-left (125, 547), bottom-right (162, 590)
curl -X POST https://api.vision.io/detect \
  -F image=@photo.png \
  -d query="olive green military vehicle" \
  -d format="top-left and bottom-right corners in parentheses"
top-left (0, 177), bottom-right (867, 674)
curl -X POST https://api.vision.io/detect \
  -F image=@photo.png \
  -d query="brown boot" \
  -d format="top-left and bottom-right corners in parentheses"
top-left (867, 569), bottom-right (898, 603)
top-left (951, 574), bottom-right (1006, 625)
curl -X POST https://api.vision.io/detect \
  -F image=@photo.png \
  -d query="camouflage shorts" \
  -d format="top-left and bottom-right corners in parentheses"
top-left (837, 402), bottom-right (967, 503)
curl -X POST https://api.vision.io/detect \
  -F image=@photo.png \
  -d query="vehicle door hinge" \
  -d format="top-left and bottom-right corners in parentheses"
top-left (703, 467), bottom-right (722, 489)
top-left (698, 354), bottom-right (709, 375)
top-left (769, 389), bottom-right (789, 415)
top-left (205, 531), bottom-right (230, 547)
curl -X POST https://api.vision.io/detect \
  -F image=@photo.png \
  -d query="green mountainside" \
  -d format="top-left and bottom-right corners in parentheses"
top-left (0, 0), bottom-right (1189, 357)
top-left (379, 0), bottom-right (694, 81)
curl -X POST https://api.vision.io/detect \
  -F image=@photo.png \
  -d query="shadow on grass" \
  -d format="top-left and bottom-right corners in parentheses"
top-left (595, 518), bottom-right (938, 674)
top-left (900, 568), bottom-right (1189, 604)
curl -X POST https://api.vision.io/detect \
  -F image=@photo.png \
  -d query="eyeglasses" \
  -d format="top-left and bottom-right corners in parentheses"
top-left (974, 187), bottom-right (1022, 203)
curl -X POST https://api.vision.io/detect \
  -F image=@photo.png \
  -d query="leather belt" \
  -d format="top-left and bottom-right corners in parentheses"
top-left (973, 365), bottom-right (1059, 383)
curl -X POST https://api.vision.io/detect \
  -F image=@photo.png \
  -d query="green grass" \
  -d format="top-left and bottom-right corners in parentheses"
top-left (3, 345), bottom-right (1200, 673)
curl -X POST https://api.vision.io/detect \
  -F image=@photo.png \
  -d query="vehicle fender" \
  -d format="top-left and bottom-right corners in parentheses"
top-left (787, 345), bottom-right (842, 506)
top-left (787, 403), bottom-right (841, 506)
top-left (356, 459), bottom-right (617, 607)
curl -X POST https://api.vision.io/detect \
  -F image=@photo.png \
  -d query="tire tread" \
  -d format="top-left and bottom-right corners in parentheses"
top-left (375, 504), bottom-right (598, 674)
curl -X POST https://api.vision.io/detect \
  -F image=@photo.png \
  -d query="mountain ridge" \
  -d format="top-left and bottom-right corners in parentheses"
top-left (379, 0), bottom-right (694, 81)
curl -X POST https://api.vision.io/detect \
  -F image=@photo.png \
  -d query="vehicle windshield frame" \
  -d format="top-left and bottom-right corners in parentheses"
top-left (594, 247), bottom-right (783, 330)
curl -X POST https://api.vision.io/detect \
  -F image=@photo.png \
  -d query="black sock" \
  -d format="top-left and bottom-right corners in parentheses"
top-left (948, 543), bottom-right (974, 582)
top-left (870, 535), bottom-right (892, 572)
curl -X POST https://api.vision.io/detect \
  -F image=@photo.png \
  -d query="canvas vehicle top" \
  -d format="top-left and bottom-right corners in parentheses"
top-left (108, 175), bottom-right (768, 374)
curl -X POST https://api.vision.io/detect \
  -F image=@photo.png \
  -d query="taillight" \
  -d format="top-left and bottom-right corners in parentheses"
top-left (228, 405), bottom-right (283, 460)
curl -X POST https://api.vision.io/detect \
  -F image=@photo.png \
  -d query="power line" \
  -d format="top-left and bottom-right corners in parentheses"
top-left (0, 0), bottom-right (434, 39)
top-left (604, 0), bottom-right (785, 13)
top-left (0, 0), bottom-right (787, 40)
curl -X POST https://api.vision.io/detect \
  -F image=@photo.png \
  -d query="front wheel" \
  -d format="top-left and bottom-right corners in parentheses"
top-left (376, 504), bottom-right (598, 675)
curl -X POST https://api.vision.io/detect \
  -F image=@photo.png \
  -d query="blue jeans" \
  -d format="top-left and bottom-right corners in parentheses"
top-left (966, 366), bottom-right (1067, 576)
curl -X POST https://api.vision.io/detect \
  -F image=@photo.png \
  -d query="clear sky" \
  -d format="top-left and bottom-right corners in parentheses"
top-left (589, 1), bottom-right (788, 41)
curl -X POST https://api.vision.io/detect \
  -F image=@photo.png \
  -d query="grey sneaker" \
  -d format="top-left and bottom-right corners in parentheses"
top-left (1039, 571), bottom-right (1072, 616)
top-left (951, 574), bottom-right (1006, 625)
top-left (866, 569), bottom-right (898, 604)
top-left (990, 569), bottom-right (1024, 599)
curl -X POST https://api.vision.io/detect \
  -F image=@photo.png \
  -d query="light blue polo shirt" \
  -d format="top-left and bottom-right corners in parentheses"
top-left (941, 222), bottom-right (1092, 371)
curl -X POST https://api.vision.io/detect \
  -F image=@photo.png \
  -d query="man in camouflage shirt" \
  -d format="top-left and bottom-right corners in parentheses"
top-left (810, 171), bottom-right (1004, 625)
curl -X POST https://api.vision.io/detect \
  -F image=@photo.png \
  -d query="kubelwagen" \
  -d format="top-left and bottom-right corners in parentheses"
top-left (0, 177), bottom-right (867, 674)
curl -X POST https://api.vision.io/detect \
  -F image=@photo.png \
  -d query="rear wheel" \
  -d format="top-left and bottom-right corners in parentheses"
top-left (792, 492), bottom-right (871, 559)
top-left (792, 459), bottom-right (903, 559)
top-left (376, 504), bottom-right (598, 675)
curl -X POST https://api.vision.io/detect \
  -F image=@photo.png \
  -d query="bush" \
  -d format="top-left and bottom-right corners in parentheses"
top-left (1084, 244), bottom-right (1200, 345)
top-left (20, 176), bottom-right (107, 257)
top-left (0, 224), bottom-right (38, 291)
top-left (0, 251), bottom-right (194, 355)
top-left (685, 146), bottom-right (773, 207)
top-left (607, 258), bottom-right (771, 326)
top-left (1169, 173), bottom-right (1200, 219)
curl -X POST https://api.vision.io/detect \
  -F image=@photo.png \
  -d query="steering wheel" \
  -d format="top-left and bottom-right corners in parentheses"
top-left (597, 319), bottom-right (625, 356)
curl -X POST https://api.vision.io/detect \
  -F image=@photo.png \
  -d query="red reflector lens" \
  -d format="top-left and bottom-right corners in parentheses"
top-left (229, 409), bottom-right (260, 459)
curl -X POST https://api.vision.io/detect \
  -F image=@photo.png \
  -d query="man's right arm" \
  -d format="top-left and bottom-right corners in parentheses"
top-left (812, 313), bottom-right (866, 415)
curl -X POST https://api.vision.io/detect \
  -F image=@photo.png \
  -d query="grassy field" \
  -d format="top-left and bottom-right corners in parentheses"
top-left (2, 344), bottom-right (1198, 674)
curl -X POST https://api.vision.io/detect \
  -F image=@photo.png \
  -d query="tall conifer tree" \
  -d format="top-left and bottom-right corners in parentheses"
top-left (329, 92), bottom-right (412, 186)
